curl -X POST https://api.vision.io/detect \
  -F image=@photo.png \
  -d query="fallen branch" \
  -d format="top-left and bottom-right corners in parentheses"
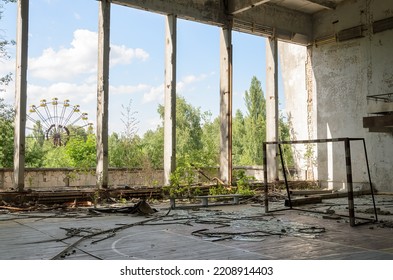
top-left (0, 205), bottom-right (35, 212)
top-left (191, 164), bottom-right (228, 187)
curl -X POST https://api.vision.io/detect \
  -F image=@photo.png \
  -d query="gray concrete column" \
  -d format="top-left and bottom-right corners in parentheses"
top-left (13, 0), bottom-right (29, 192)
top-left (266, 37), bottom-right (279, 182)
top-left (219, 26), bottom-right (233, 185)
top-left (96, 0), bottom-right (110, 189)
top-left (164, 14), bottom-right (177, 186)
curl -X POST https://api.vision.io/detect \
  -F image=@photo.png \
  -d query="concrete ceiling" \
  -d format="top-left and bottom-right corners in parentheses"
top-left (112, 0), bottom-right (349, 45)
top-left (229, 0), bottom-right (345, 15)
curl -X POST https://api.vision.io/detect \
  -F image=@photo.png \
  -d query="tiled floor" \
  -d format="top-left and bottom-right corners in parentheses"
top-left (0, 195), bottom-right (392, 260)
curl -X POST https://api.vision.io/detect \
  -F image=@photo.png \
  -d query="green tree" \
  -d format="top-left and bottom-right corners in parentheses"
top-left (30, 121), bottom-right (45, 146)
top-left (108, 132), bottom-right (123, 167)
top-left (108, 99), bottom-right (144, 168)
top-left (65, 134), bottom-right (96, 168)
top-left (233, 76), bottom-right (266, 165)
top-left (0, 1), bottom-right (16, 168)
top-left (42, 145), bottom-right (72, 168)
top-left (279, 115), bottom-right (294, 168)
top-left (232, 109), bottom-right (246, 165)
top-left (0, 98), bottom-right (14, 167)
top-left (25, 138), bottom-right (46, 168)
top-left (142, 128), bottom-right (164, 169)
top-left (158, 96), bottom-right (205, 164)
top-left (233, 76), bottom-right (292, 167)
top-left (142, 95), bottom-right (220, 171)
top-left (25, 121), bottom-right (46, 167)
top-left (109, 132), bottom-right (144, 168)
top-left (200, 112), bottom-right (220, 166)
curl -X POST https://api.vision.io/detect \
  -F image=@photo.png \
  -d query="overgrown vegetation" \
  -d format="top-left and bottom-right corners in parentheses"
top-left (1, 13), bottom-right (294, 192)
top-left (0, 98), bottom-right (14, 167)
top-left (1, 2), bottom-right (293, 174)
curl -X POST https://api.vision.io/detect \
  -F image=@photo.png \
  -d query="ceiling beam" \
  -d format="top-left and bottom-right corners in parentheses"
top-left (228, 0), bottom-right (271, 15)
top-left (112, 0), bottom-right (312, 44)
top-left (112, 0), bottom-right (227, 26)
top-left (305, 0), bottom-right (337, 10)
top-left (233, 3), bottom-right (312, 43)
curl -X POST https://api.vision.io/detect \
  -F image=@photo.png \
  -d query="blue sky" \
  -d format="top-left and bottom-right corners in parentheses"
top-left (1, 0), bottom-right (271, 136)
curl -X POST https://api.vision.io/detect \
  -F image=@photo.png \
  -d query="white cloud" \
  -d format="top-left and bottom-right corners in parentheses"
top-left (25, 81), bottom-right (158, 131)
top-left (0, 59), bottom-right (16, 102)
top-left (0, 59), bottom-right (14, 74)
top-left (109, 83), bottom-right (150, 95)
top-left (177, 73), bottom-right (207, 92)
top-left (27, 82), bottom-right (96, 106)
top-left (144, 117), bottom-right (162, 132)
top-left (29, 29), bottom-right (149, 82)
top-left (29, 30), bottom-right (97, 81)
top-left (142, 84), bottom-right (164, 103)
top-left (110, 45), bottom-right (149, 65)
top-left (141, 73), bottom-right (210, 104)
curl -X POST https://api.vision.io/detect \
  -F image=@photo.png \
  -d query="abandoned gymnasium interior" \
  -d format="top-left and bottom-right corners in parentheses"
top-left (1, 0), bottom-right (393, 261)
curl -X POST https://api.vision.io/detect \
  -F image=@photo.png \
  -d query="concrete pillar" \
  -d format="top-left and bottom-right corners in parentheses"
top-left (219, 26), bottom-right (233, 185)
top-left (164, 14), bottom-right (177, 186)
top-left (13, 0), bottom-right (29, 192)
top-left (266, 37), bottom-right (279, 182)
top-left (96, 0), bottom-right (110, 189)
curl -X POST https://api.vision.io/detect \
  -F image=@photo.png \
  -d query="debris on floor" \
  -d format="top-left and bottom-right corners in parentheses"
top-left (361, 207), bottom-right (391, 215)
top-left (2, 194), bottom-right (393, 260)
top-left (88, 199), bottom-right (158, 215)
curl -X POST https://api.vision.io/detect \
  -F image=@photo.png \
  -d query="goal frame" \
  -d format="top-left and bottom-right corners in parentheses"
top-left (262, 138), bottom-right (378, 226)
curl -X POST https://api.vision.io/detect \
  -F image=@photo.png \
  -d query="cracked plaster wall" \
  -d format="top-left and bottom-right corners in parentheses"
top-left (0, 166), bottom-right (264, 190)
top-left (280, 0), bottom-right (393, 192)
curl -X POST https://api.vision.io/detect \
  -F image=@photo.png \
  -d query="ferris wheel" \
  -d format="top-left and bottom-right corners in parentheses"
top-left (27, 98), bottom-right (93, 146)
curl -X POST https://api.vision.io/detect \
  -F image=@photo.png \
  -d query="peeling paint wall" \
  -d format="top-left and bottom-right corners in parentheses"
top-left (279, 42), bottom-right (318, 181)
top-left (282, 0), bottom-right (393, 192)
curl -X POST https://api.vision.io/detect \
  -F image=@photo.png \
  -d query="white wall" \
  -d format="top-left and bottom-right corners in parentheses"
top-left (281, 0), bottom-right (393, 192)
top-left (278, 42), bottom-right (318, 181)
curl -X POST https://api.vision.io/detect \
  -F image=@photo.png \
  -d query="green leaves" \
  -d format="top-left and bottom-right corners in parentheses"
top-left (0, 98), bottom-right (14, 167)
top-left (65, 134), bottom-right (96, 168)
top-left (1, 75), bottom-right (294, 176)
top-left (233, 76), bottom-right (266, 165)
top-left (156, 95), bottom-right (219, 168)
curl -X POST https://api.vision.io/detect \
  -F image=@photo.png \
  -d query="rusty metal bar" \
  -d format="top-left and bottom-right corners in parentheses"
top-left (278, 143), bottom-right (292, 209)
top-left (263, 142), bottom-right (268, 213)
top-left (344, 138), bottom-right (356, 226)
top-left (264, 138), bottom-right (364, 145)
top-left (263, 137), bottom-right (378, 226)
top-left (362, 139), bottom-right (378, 222)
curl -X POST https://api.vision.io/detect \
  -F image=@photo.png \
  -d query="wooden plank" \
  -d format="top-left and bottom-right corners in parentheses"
top-left (196, 194), bottom-right (242, 198)
top-left (285, 196), bottom-right (322, 206)
top-left (285, 190), bottom-right (372, 206)
top-left (368, 127), bottom-right (393, 133)
top-left (318, 189), bottom-right (371, 199)
top-left (363, 115), bottom-right (393, 128)
top-left (289, 190), bottom-right (332, 196)
top-left (0, 187), bottom-right (163, 205)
